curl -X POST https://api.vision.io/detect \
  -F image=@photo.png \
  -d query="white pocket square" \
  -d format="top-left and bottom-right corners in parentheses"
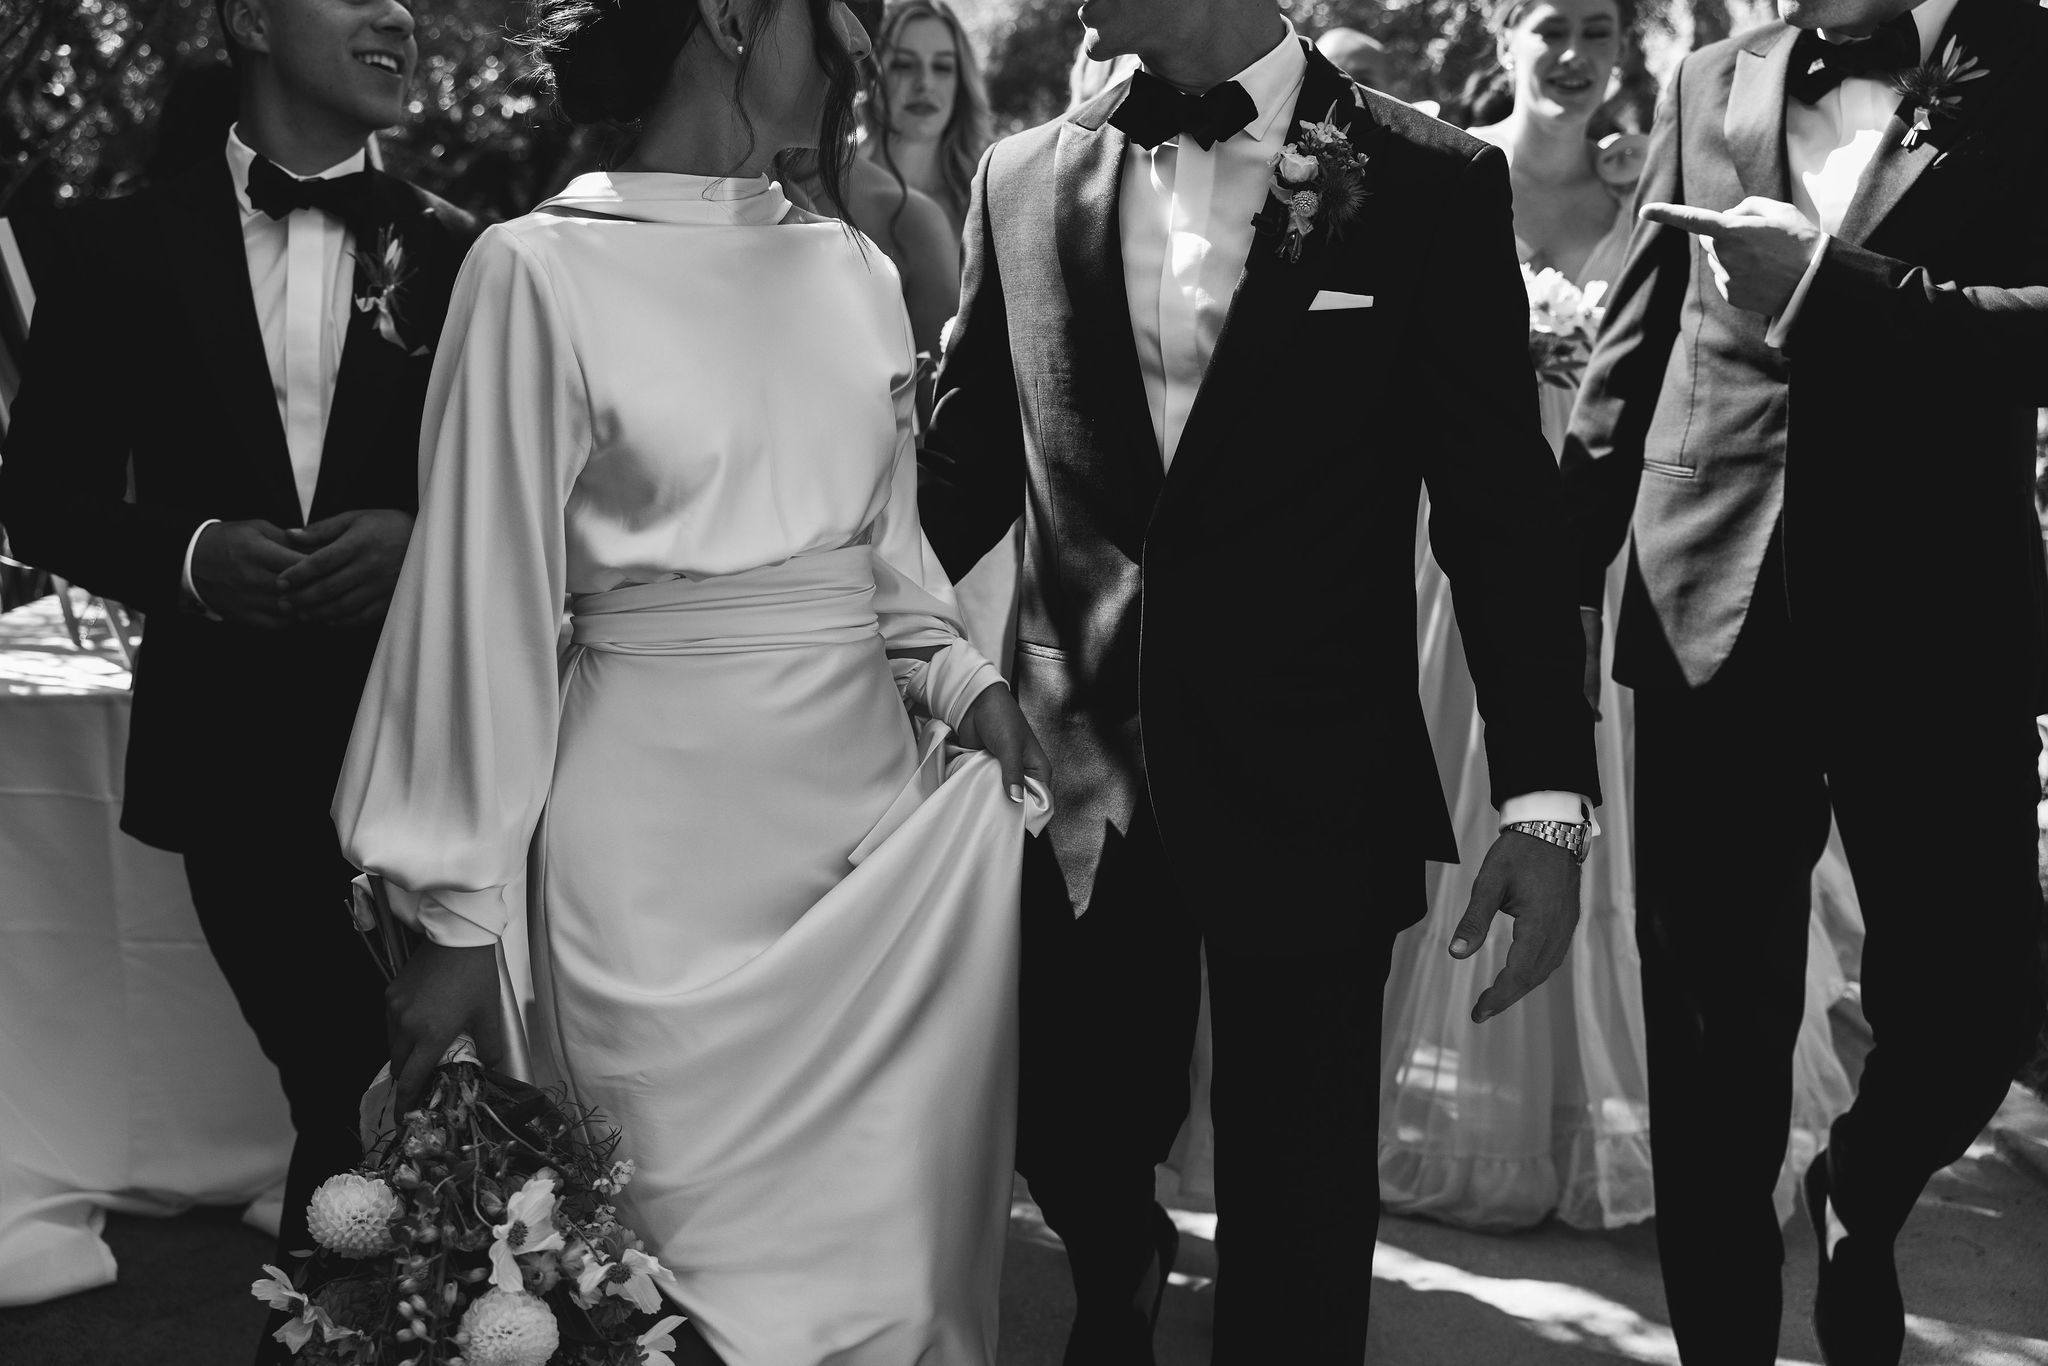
top-left (1308, 290), bottom-right (1374, 311)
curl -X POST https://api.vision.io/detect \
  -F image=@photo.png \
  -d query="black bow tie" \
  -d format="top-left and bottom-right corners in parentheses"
top-left (245, 154), bottom-right (372, 230)
top-left (1109, 70), bottom-right (1259, 151)
top-left (1786, 15), bottom-right (1922, 105)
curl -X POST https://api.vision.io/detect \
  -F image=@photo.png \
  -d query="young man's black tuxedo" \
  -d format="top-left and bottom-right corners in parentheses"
top-left (0, 152), bottom-right (475, 1359)
top-left (921, 43), bottom-right (1597, 1359)
top-left (1563, 0), bottom-right (2048, 1356)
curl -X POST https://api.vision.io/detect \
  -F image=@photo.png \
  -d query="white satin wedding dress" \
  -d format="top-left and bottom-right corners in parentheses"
top-left (334, 172), bottom-right (1046, 1365)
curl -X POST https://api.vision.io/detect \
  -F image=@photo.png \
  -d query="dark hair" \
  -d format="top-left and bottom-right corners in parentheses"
top-left (146, 60), bottom-right (241, 184)
top-left (524, 0), bottom-right (862, 207)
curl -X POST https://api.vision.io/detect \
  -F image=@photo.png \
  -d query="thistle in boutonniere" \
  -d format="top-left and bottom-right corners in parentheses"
top-left (1888, 36), bottom-right (1987, 149)
top-left (353, 226), bottom-right (429, 357)
top-left (1262, 100), bottom-right (1371, 264)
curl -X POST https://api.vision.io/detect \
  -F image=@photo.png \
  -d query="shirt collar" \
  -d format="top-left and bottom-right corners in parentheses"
top-left (1137, 20), bottom-right (1307, 147)
top-left (225, 124), bottom-right (370, 217)
top-left (1818, 0), bottom-right (1958, 61)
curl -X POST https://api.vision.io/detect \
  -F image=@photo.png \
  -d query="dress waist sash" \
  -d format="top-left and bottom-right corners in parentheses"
top-left (569, 546), bottom-right (879, 654)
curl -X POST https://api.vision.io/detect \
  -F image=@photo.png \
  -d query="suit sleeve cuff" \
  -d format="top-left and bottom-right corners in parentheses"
top-left (181, 519), bottom-right (223, 619)
top-left (1500, 791), bottom-right (1600, 837)
top-left (1765, 233), bottom-right (1831, 350)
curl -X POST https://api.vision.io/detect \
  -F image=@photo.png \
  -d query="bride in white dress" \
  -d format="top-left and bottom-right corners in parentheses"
top-left (332, 3), bottom-right (1050, 1361)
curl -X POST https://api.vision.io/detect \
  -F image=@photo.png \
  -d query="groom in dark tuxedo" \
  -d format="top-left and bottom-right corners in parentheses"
top-left (0, 0), bottom-right (473, 1357)
top-left (1564, 0), bottom-right (2048, 1359)
top-left (920, 0), bottom-right (1600, 1358)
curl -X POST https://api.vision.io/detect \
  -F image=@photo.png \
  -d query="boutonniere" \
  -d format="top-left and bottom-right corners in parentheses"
top-left (1889, 36), bottom-right (1987, 148)
top-left (1259, 99), bottom-right (1372, 264)
top-left (352, 226), bottom-right (430, 357)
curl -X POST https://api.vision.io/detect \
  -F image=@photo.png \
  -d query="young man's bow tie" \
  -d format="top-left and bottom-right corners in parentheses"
top-left (246, 154), bottom-right (373, 228)
top-left (1109, 70), bottom-right (1259, 151)
top-left (1786, 14), bottom-right (1921, 105)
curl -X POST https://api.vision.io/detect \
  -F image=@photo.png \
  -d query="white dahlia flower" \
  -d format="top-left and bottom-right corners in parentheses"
top-left (459, 1288), bottom-right (560, 1366)
top-left (305, 1173), bottom-right (403, 1258)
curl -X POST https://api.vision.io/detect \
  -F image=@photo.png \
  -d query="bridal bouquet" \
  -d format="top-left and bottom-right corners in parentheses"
top-left (1524, 263), bottom-right (1610, 391)
top-left (250, 882), bottom-right (687, 1366)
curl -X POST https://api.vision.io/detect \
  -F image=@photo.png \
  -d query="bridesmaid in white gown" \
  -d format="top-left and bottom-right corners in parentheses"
top-left (332, 3), bottom-right (1051, 1362)
top-left (1377, 0), bottom-right (1858, 1232)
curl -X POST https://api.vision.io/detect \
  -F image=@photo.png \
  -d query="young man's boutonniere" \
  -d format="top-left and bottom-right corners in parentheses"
top-left (1888, 36), bottom-right (1987, 149)
top-left (352, 226), bottom-right (429, 357)
top-left (1262, 100), bottom-right (1371, 264)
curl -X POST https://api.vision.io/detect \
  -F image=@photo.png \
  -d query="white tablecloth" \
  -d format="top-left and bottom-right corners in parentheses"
top-left (0, 596), bottom-right (292, 1307)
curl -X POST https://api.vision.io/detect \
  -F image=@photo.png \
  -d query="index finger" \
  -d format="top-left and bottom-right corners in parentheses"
top-left (1470, 921), bottom-right (1552, 1023)
top-left (1640, 202), bottom-right (1731, 237)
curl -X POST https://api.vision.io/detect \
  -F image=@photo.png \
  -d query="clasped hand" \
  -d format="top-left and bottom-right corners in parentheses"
top-left (1447, 830), bottom-right (1583, 1024)
top-left (191, 508), bottom-right (412, 629)
top-left (951, 682), bottom-right (1053, 806)
top-left (1640, 196), bottom-right (1821, 318)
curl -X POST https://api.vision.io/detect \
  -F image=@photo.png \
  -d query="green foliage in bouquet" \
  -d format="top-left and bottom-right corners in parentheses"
top-left (252, 1058), bottom-right (688, 1366)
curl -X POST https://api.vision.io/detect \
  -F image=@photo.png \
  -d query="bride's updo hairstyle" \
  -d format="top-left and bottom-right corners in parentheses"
top-left (525, 0), bottom-right (863, 205)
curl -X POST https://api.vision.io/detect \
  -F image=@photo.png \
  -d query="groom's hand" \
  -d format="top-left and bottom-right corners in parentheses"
top-left (277, 508), bottom-right (414, 628)
top-left (1639, 197), bottom-right (1821, 317)
top-left (189, 519), bottom-right (306, 629)
top-left (1447, 832), bottom-right (1582, 1024)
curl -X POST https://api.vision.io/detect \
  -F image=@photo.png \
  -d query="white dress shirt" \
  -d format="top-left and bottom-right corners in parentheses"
top-left (1117, 32), bottom-right (1585, 828)
top-left (1766, 0), bottom-right (1958, 346)
top-left (1121, 24), bottom-right (1304, 470)
top-left (181, 128), bottom-right (365, 607)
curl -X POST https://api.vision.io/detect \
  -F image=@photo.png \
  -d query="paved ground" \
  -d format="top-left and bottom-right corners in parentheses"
top-left (5, 1125), bottom-right (2043, 1366)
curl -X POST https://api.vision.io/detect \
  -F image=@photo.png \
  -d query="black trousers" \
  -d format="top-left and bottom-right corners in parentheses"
top-left (1631, 556), bottom-right (2045, 1363)
top-left (1018, 806), bottom-right (1398, 1364)
top-left (183, 820), bottom-right (388, 1366)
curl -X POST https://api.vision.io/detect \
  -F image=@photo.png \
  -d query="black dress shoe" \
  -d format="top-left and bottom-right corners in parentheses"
top-left (1806, 1152), bottom-right (1905, 1366)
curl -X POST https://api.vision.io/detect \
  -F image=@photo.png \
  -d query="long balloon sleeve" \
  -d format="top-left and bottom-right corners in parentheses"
top-left (333, 225), bottom-right (592, 947)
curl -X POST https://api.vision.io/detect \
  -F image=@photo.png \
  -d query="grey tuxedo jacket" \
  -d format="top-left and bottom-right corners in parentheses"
top-left (1564, 0), bottom-right (2048, 717)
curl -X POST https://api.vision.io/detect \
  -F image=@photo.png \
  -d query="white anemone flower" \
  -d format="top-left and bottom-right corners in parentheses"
top-left (488, 1175), bottom-right (566, 1293)
top-left (576, 1246), bottom-right (677, 1313)
top-left (249, 1264), bottom-right (305, 1313)
top-left (638, 1314), bottom-right (691, 1366)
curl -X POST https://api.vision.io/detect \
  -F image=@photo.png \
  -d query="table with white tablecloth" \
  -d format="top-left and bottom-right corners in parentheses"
top-left (0, 596), bottom-right (291, 1307)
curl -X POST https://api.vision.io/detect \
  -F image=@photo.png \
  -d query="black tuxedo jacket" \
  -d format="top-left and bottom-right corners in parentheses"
top-left (1564, 0), bottom-right (2048, 716)
top-left (0, 157), bottom-right (477, 852)
top-left (920, 44), bottom-right (1599, 934)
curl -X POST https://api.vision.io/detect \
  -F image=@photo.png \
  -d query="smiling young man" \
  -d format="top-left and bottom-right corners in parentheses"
top-left (919, 0), bottom-right (1600, 1359)
top-left (0, 4), bottom-right (474, 1357)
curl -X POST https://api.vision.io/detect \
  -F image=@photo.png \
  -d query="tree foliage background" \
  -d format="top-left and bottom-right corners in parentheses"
top-left (3, 0), bottom-right (1773, 225)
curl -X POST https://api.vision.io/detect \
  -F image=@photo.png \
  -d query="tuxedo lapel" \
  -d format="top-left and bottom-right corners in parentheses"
top-left (1167, 46), bottom-right (1354, 490)
top-left (1835, 0), bottom-right (2029, 246)
top-left (156, 159), bottom-right (304, 524)
top-left (1725, 25), bottom-right (1797, 203)
top-left (309, 172), bottom-right (414, 522)
top-left (1054, 100), bottom-right (1164, 502)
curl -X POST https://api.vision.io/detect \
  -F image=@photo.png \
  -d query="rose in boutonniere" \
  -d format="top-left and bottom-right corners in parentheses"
top-left (1260, 99), bottom-right (1372, 264)
top-left (352, 226), bottom-right (430, 357)
top-left (1889, 36), bottom-right (1987, 149)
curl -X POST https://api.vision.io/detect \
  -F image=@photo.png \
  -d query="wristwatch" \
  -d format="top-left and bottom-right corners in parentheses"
top-left (1503, 817), bottom-right (1592, 865)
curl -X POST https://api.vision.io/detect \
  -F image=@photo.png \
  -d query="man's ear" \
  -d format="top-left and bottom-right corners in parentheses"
top-left (224, 0), bottom-right (273, 56)
top-left (693, 0), bottom-right (748, 60)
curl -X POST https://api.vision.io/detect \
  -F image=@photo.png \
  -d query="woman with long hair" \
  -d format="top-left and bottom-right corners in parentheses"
top-left (334, 1), bottom-right (1051, 1360)
top-left (860, 0), bottom-right (990, 238)
top-left (1378, 0), bottom-right (1859, 1232)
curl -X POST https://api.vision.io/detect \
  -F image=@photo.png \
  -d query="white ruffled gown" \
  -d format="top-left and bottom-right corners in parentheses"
top-left (1375, 198), bottom-right (1860, 1230)
top-left (334, 172), bottom-right (1047, 1364)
